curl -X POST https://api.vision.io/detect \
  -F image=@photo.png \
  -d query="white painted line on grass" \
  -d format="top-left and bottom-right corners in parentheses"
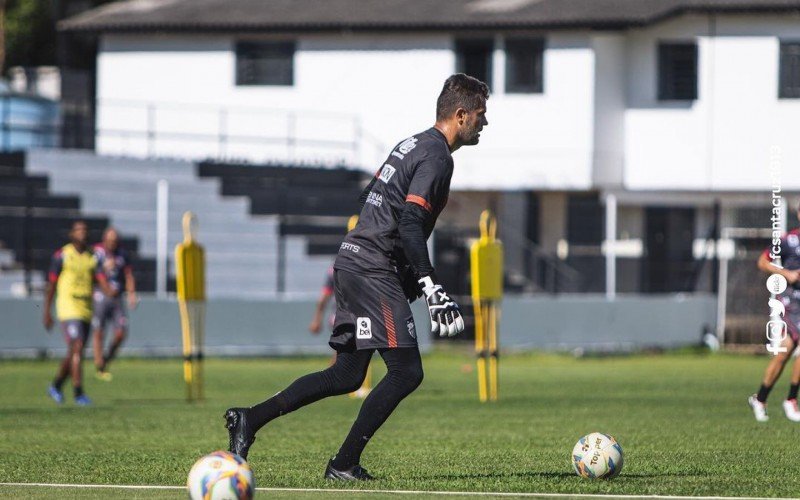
top-left (0, 483), bottom-right (791, 500)
top-left (0, 482), bottom-right (182, 490)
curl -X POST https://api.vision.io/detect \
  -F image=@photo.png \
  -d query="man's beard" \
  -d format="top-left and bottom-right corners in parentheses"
top-left (465, 128), bottom-right (481, 145)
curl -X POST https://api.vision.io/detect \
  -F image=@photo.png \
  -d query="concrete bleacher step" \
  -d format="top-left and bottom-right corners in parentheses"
top-left (137, 233), bottom-right (279, 252)
top-left (80, 209), bottom-right (279, 227)
top-left (39, 170), bottom-right (197, 184)
top-left (71, 190), bottom-right (248, 211)
top-left (28, 150), bottom-right (198, 176)
top-left (19, 149), bottom-right (352, 297)
top-left (82, 210), bottom-right (269, 230)
top-left (49, 178), bottom-right (221, 196)
top-left (114, 219), bottom-right (278, 236)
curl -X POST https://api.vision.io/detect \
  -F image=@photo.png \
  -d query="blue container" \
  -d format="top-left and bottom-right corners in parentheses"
top-left (0, 90), bottom-right (60, 150)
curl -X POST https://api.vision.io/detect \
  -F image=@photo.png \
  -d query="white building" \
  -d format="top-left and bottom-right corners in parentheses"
top-left (62, 0), bottom-right (800, 298)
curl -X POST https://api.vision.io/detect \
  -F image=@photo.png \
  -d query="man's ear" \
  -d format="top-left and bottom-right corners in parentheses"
top-left (455, 107), bottom-right (468, 125)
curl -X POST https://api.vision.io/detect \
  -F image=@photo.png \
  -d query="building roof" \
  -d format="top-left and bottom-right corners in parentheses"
top-left (60, 0), bottom-right (800, 33)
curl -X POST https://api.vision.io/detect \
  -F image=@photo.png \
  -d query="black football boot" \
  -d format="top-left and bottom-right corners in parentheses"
top-left (224, 408), bottom-right (256, 460)
top-left (324, 459), bottom-right (375, 481)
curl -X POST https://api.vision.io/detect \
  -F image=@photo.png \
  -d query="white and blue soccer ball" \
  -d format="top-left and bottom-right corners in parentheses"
top-left (187, 451), bottom-right (255, 499)
top-left (571, 432), bottom-right (624, 479)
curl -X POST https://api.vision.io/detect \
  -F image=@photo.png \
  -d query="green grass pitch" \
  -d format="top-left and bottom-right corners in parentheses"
top-left (0, 350), bottom-right (798, 498)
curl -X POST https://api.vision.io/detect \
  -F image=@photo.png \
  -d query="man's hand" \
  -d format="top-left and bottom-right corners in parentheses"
top-left (418, 276), bottom-right (464, 337)
top-left (43, 311), bottom-right (54, 332)
top-left (127, 291), bottom-right (138, 310)
top-left (785, 270), bottom-right (800, 285)
top-left (399, 264), bottom-right (422, 303)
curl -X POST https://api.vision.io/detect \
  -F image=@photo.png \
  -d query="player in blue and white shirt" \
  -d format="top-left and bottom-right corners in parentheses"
top-left (749, 201), bottom-right (800, 422)
top-left (91, 227), bottom-right (137, 381)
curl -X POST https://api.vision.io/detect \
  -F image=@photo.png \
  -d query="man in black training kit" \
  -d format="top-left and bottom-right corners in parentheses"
top-left (225, 73), bottom-right (489, 480)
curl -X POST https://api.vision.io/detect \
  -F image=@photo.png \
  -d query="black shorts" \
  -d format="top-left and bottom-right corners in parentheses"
top-left (61, 320), bottom-right (90, 344)
top-left (329, 269), bottom-right (417, 352)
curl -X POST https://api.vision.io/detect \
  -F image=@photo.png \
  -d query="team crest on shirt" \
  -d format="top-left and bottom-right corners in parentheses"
top-left (379, 164), bottom-right (396, 183)
top-left (391, 137), bottom-right (418, 159)
top-left (356, 317), bottom-right (372, 339)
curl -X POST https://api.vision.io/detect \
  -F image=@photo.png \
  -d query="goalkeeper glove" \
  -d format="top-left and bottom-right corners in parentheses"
top-left (418, 276), bottom-right (464, 337)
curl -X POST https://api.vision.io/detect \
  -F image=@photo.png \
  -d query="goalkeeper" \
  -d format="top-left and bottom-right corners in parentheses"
top-left (225, 73), bottom-right (489, 480)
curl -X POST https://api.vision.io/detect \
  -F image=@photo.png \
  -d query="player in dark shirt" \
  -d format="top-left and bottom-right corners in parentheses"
top-left (749, 201), bottom-right (800, 422)
top-left (225, 74), bottom-right (489, 480)
top-left (91, 227), bottom-right (137, 381)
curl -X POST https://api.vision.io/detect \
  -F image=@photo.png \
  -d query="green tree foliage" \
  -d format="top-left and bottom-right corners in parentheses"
top-left (3, 0), bottom-right (117, 73)
top-left (4, 0), bottom-right (57, 71)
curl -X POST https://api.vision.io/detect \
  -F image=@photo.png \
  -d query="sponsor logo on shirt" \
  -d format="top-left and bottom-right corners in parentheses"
top-left (379, 164), bottom-right (396, 183)
top-left (340, 242), bottom-right (360, 253)
top-left (366, 191), bottom-right (383, 207)
top-left (356, 317), bottom-right (373, 339)
top-left (391, 137), bottom-right (418, 160)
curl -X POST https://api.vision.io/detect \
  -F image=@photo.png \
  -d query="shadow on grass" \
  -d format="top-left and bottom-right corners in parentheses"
top-left (110, 398), bottom-right (194, 406)
top-left (426, 470), bottom-right (710, 481)
top-left (0, 407), bottom-right (68, 416)
top-left (426, 471), bottom-right (575, 481)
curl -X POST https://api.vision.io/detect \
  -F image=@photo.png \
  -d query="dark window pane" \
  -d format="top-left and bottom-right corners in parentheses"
top-left (658, 43), bottom-right (697, 100)
top-left (779, 42), bottom-right (800, 99)
top-left (505, 38), bottom-right (544, 94)
top-left (236, 42), bottom-right (294, 86)
top-left (455, 39), bottom-right (493, 86)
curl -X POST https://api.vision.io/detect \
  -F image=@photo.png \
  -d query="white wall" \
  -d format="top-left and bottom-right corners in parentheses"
top-left (95, 14), bottom-right (800, 193)
top-left (591, 34), bottom-right (626, 188)
top-left (623, 14), bottom-right (800, 191)
top-left (95, 32), bottom-right (597, 190)
top-left (96, 35), bottom-right (450, 167)
top-left (456, 33), bottom-right (595, 190)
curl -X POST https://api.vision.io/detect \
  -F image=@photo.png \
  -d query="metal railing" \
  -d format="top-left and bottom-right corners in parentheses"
top-left (501, 229), bottom-right (584, 293)
top-left (0, 97), bottom-right (389, 169)
top-left (94, 99), bottom-right (386, 167)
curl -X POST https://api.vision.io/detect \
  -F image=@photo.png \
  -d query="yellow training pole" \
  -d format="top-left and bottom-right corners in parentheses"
top-left (488, 301), bottom-right (499, 401)
top-left (470, 210), bottom-right (503, 403)
top-left (474, 297), bottom-right (488, 402)
top-left (176, 212), bottom-right (206, 402)
top-left (178, 299), bottom-right (193, 400)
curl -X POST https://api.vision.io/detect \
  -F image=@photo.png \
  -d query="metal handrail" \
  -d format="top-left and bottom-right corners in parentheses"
top-left (500, 228), bottom-right (583, 293)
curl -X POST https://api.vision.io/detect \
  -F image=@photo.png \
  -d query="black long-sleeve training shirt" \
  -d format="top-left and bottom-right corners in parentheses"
top-left (334, 127), bottom-right (453, 279)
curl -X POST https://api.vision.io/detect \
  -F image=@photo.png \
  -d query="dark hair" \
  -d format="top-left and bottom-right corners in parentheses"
top-left (436, 73), bottom-right (489, 121)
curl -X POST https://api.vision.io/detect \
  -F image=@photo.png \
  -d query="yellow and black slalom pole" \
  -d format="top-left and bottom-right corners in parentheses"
top-left (175, 211), bottom-right (206, 402)
top-left (470, 210), bottom-right (503, 402)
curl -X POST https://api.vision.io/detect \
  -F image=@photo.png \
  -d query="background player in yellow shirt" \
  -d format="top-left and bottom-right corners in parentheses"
top-left (43, 220), bottom-right (114, 406)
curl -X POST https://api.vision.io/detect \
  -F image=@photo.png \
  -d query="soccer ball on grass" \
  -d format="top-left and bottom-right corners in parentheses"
top-left (187, 450), bottom-right (255, 499)
top-left (571, 432), bottom-right (623, 479)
